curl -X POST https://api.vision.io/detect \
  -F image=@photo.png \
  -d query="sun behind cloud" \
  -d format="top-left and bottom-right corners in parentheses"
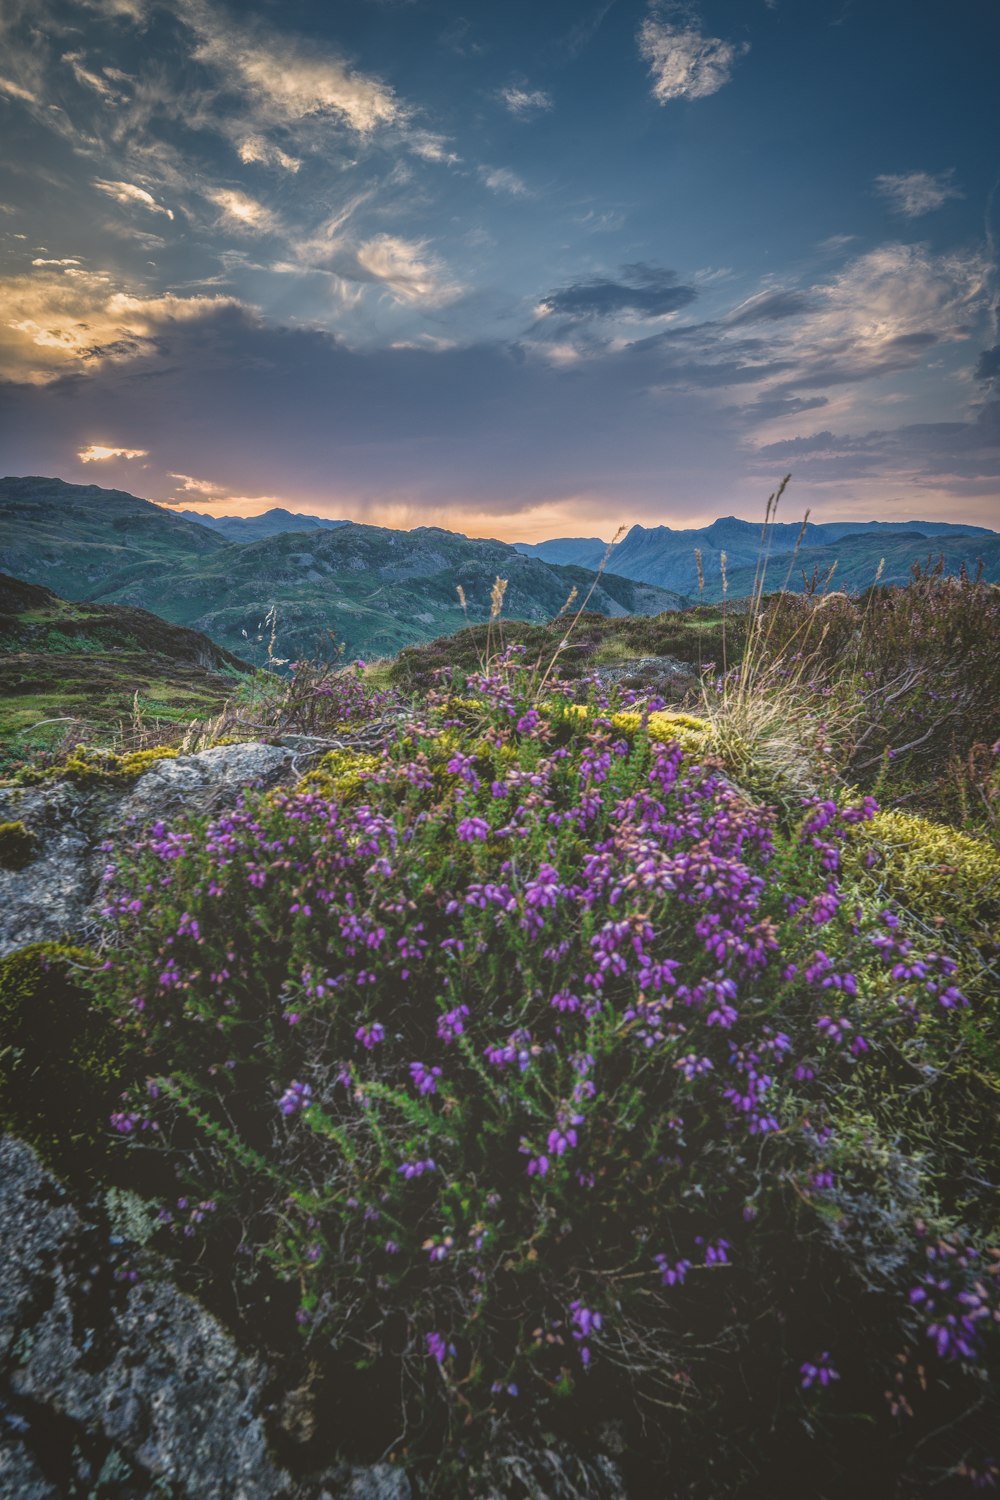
top-left (78, 444), bottom-right (148, 462)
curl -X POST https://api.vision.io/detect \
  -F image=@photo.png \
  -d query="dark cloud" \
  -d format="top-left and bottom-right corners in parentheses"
top-left (735, 393), bottom-right (829, 422)
top-left (975, 345), bottom-right (1000, 384)
top-left (539, 263), bottom-right (697, 320)
top-left (755, 403), bottom-right (1000, 481)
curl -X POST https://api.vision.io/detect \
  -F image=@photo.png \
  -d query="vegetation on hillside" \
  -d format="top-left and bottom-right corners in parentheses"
top-left (1, 541), bottom-right (998, 1496)
top-left (0, 573), bottom-right (249, 753)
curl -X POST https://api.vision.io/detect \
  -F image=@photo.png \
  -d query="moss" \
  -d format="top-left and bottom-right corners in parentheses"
top-left (0, 942), bottom-right (135, 1177)
top-left (15, 744), bottom-right (179, 787)
top-left (612, 709), bottom-right (714, 754)
top-left (0, 818), bottom-right (36, 870)
top-left (852, 810), bottom-right (1000, 927)
top-left (298, 748), bottom-right (381, 803)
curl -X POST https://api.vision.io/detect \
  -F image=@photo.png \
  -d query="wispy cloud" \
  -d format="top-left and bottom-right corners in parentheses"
top-left (206, 186), bottom-right (278, 234)
top-left (181, 0), bottom-right (400, 136)
top-left (499, 85), bottom-right (553, 118)
top-left (873, 170), bottom-right (963, 218)
top-left (354, 234), bottom-right (464, 305)
top-left (638, 9), bottom-right (748, 103)
top-left (237, 135), bottom-right (301, 172)
top-left (79, 443), bottom-right (148, 461)
top-left (94, 178), bottom-right (174, 218)
top-left (63, 51), bottom-right (129, 103)
top-left (479, 166), bottom-right (530, 197)
top-left (0, 76), bottom-right (39, 104)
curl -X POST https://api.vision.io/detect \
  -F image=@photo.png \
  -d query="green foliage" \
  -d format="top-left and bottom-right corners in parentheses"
top-left (0, 943), bottom-right (135, 1175)
top-left (88, 670), bottom-right (1000, 1494)
top-left (0, 818), bottom-right (36, 869)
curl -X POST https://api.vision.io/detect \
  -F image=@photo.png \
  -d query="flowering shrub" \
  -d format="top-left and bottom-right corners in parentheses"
top-left (92, 675), bottom-right (1000, 1493)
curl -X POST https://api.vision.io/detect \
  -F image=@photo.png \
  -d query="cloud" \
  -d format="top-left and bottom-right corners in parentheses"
top-left (721, 288), bottom-right (815, 326)
top-left (0, 266), bottom-right (246, 383)
top-left (538, 263), bottom-right (698, 320)
top-left (479, 166), bottom-right (530, 197)
top-left (638, 12), bottom-right (748, 103)
top-left (237, 135), bottom-right (301, 172)
top-left (974, 346), bottom-right (1000, 386)
top-left (63, 52), bottom-right (129, 103)
top-left (170, 472), bottom-right (228, 495)
top-left (94, 178), bottom-right (174, 218)
top-left (499, 85), bottom-right (553, 118)
top-left (79, 443), bottom-right (148, 461)
top-left (753, 404), bottom-right (1000, 486)
top-left (182, 0), bottom-right (399, 136)
top-left (354, 234), bottom-right (464, 305)
top-left (407, 130), bottom-right (460, 165)
top-left (0, 76), bottom-right (38, 104)
top-left (206, 187), bottom-right (278, 234)
top-left (873, 170), bottom-right (963, 218)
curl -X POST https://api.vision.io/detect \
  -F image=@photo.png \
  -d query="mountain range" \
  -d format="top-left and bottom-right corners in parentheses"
top-left (173, 502), bottom-right (1000, 600)
top-left (4, 478), bottom-right (998, 663)
top-left (513, 516), bottom-right (1000, 596)
top-left (0, 478), bottom-right (684, 663)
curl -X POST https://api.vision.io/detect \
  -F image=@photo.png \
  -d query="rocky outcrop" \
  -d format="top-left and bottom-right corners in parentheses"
top-left (0, 743), bottom-right (295, 957)
top-left (0, 1137), bottom-right (411, 1500)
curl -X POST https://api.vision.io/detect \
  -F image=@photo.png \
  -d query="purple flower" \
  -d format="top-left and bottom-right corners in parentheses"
top-left (800, 1351), bottom-right (840, 1389)
top-left (457, 816), bottom-right (490, 843)
top-left (355, 1021), bottom-right (385, 1049)
top-left (278, 1080), bottom-right (312, 1117)
top-left (409, 1061), bottom-right (442, 1096)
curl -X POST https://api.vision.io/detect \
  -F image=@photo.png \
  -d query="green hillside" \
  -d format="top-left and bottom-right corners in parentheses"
top-left (0, 479), bottom-right (686, 662)
top-left (0, 572), bottom-right (249, 745)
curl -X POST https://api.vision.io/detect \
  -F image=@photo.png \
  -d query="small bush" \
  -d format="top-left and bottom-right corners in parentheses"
top-left (0, 943), bottom-right (135, 1175)
top-left (91, 672), bottom-right (1000, 1494)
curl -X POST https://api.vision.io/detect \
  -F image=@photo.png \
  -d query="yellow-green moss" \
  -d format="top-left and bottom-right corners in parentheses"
top-left (611, 709), bottom-right (714, 755)
top-left (16, 745), bottom-right (180, 787)
top-left (298, 748), bottom-right (381, 803)
top-left (0, 819), bottom-right (36, 870)
top-left (852, 810), bottom-right (1000, 926)
top-left (0, 942), bottom-right (134, 1175)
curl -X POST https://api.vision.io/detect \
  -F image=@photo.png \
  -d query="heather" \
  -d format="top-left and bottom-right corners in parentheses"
top-left (81, 643), bottom-right (1000, 1496)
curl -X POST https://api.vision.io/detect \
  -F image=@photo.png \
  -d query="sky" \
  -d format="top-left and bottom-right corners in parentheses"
top-left (0, 0), bottom-right (998, 540)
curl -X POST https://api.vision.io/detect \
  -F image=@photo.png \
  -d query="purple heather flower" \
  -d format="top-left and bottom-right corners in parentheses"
top-left (355, 1021), bottom-right (385, 1049)
top-left (800, 1352), bottom-right (840, 1389)
top-left (457, 816), bottom-right (489, 843)
top-left (278, 1080), bottom-right (312, 1117)
top-left (409, 1061), bottom-right (442, 1096)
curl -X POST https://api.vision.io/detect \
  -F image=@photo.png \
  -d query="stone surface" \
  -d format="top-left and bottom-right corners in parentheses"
top-left (0, 742), bottom-right (294, 956)
top-left (0, 1138), bottom-right (412, 1500)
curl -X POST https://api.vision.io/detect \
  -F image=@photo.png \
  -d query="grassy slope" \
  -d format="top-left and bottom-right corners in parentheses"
top-left (0, 573), bottom-right (250, 740)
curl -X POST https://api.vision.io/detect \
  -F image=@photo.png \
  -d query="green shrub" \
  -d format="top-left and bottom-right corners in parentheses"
top-left (89, 675), bottom-right (1000, 1495)
top-left (0, 942), bottom-right (136, 1176)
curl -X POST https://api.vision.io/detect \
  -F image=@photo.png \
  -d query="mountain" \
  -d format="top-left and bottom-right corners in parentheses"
top-left (0, 479), bottom-right (686, 663)
top-left (0, 476), bottom-right (227, 602)
top-left (515, 515), bottom-right (1000, 596)
top-left (0, 572), bottom-right (249, 740)
top-left (177, 508), bottom-right (349, 541)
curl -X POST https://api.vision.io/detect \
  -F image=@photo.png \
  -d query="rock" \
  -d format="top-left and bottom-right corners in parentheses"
top-left (0, 1440), bottom-right (62, 1500)
top-left (0, 1135), bottom-right (289, 1499)
top-left (317, 1464), bottom-right (411, 1500)
top-left (0, 743), bottom-right (294, 956)
top-left (0, 1137), bottom-right (411, 1500)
